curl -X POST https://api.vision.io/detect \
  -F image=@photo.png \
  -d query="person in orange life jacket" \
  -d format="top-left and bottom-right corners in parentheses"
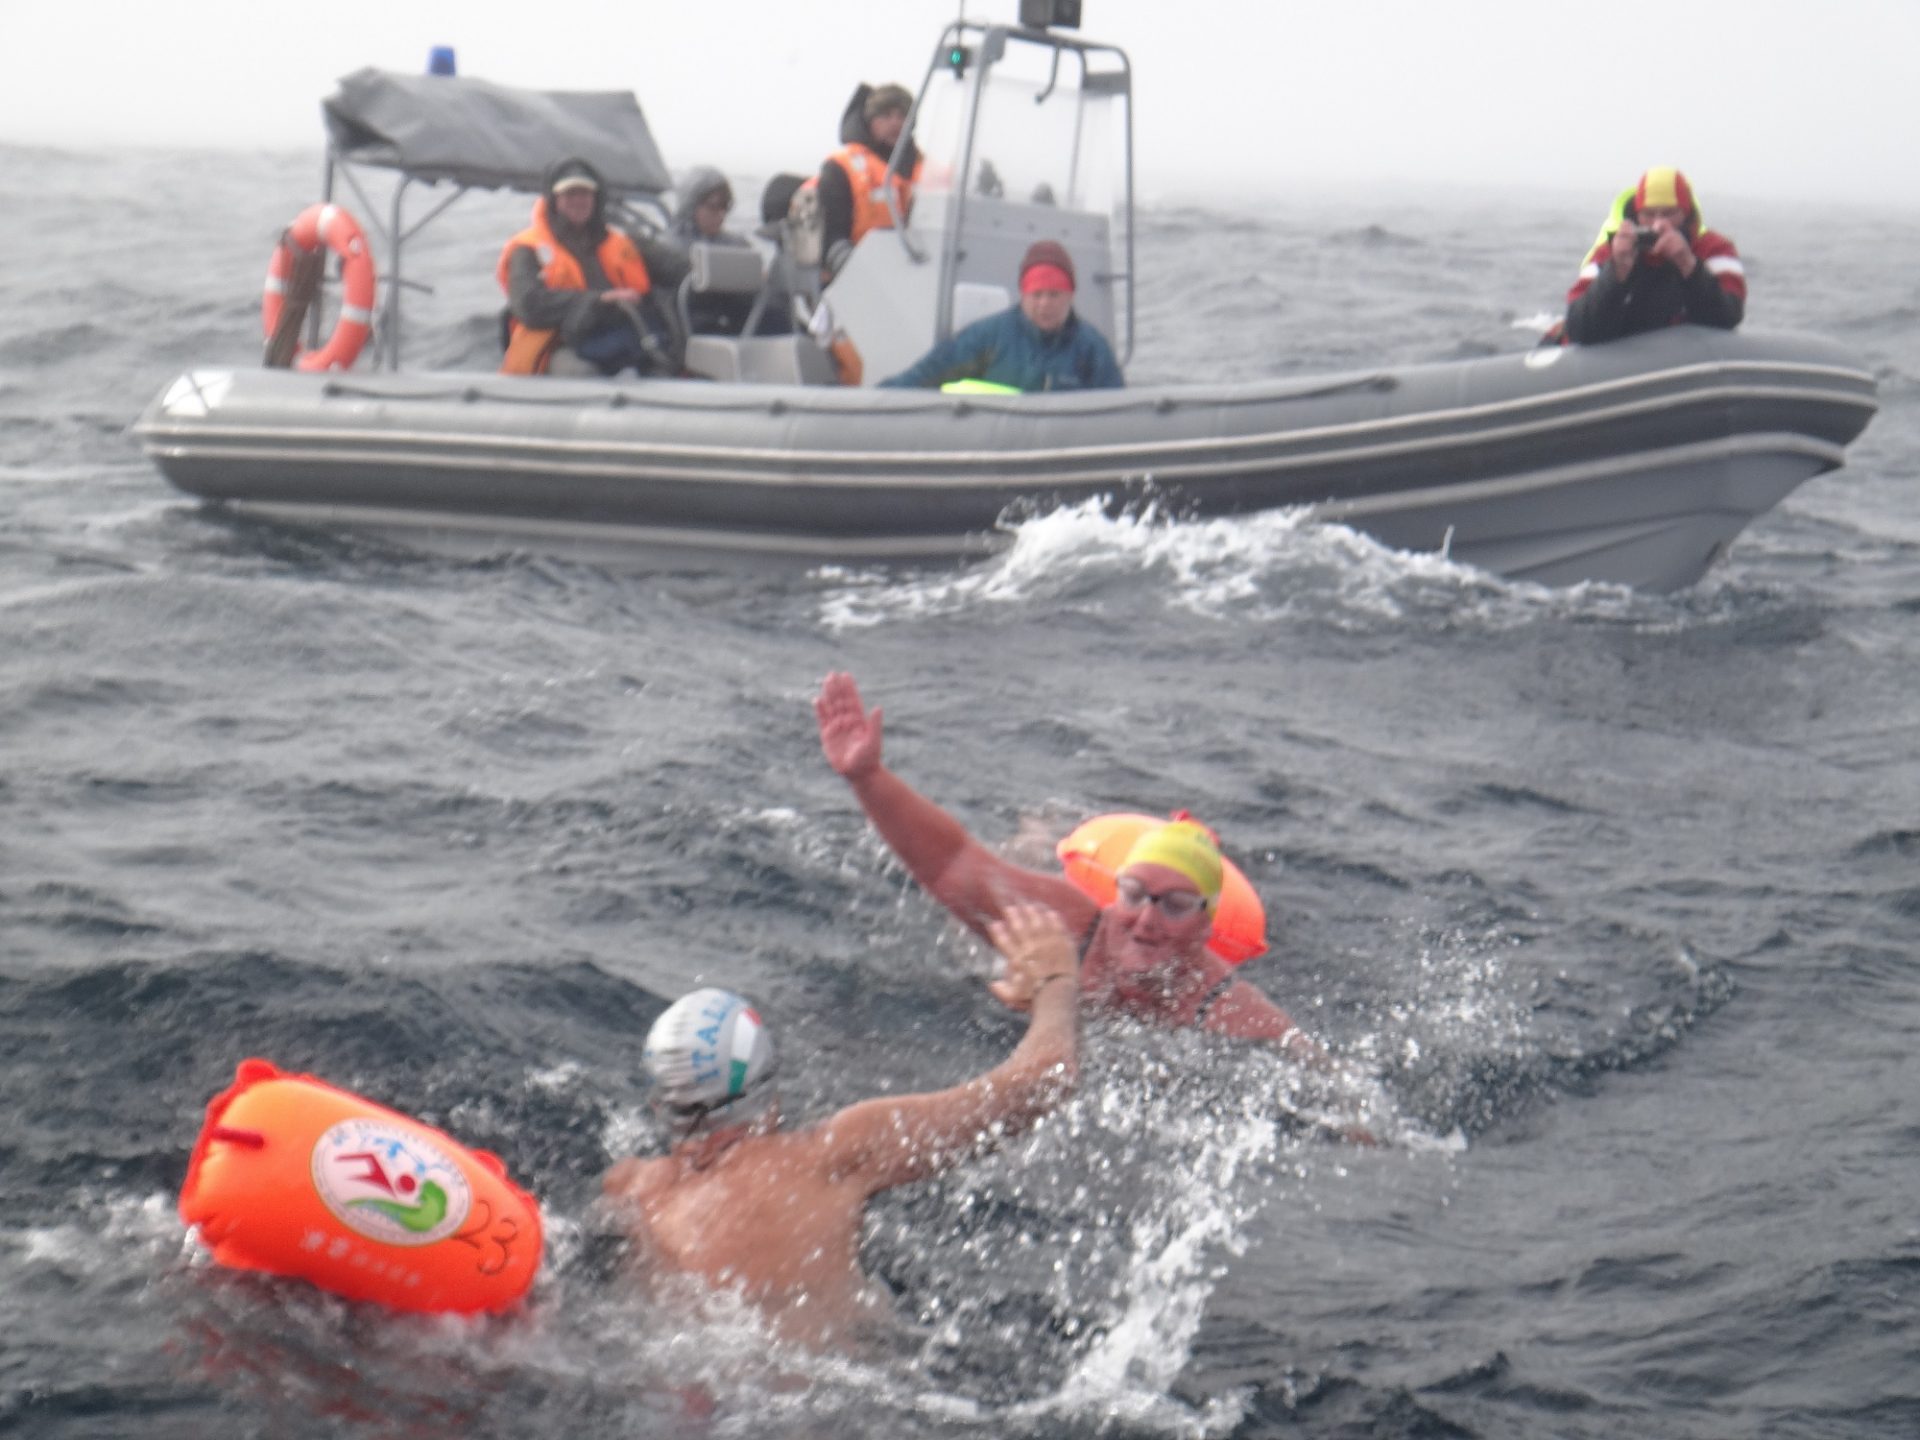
top-left (497, 157), bottom-right (679, 377)
top-left (878, 240), bottom-right (1124, 392)
top-left (1562, 166), bottom-right (1745, 345)
top-left (816, 83), bottom-right (923, 280)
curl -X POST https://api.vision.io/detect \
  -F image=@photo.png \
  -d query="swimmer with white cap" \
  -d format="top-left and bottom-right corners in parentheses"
top-left (641, 986), bottom-right (780, 1139)
top-left (602, 904), bottom-right (1080, 1350)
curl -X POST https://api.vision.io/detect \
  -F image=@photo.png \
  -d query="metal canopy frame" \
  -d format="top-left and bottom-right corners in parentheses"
top-left (309, 69), bottom-right (674, 371)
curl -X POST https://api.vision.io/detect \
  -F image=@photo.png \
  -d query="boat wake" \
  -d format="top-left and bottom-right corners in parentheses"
top-left (816, 498), bottom-right (1671, 636)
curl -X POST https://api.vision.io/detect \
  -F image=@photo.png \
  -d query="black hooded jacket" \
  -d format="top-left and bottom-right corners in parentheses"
top-left (503, 157), bottom-right (682, 370)
top-left (506, 158), bottom-right (635, 341)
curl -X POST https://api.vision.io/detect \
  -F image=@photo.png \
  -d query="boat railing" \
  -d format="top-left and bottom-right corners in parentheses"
top-left (888, 18), bottom-right (1135, 364)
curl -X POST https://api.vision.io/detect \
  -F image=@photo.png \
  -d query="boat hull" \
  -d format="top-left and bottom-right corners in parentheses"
top-left (134, 328), bottom-right (1877, 590)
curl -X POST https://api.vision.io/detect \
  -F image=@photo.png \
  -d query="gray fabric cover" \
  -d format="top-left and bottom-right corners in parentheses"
top-left (322, 69), bottom-right (673, 195)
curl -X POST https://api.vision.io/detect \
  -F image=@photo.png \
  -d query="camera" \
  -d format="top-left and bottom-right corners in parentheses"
top-left (1634, 227), bottom-right (1661, 251)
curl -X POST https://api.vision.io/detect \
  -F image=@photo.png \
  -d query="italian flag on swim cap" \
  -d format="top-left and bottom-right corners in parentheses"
top-left (729, 1006), bottom-right (763, 1096)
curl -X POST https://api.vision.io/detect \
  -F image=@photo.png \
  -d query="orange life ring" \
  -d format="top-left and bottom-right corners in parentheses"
top-left (261, 203), bottom-right (376, 372)
top-left (1057, 812), bottom-right (1269, 965)
top-left (179, 1058), bottom-right (543, 1315)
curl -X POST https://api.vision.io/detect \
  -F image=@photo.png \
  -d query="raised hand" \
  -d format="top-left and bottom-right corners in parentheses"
top-left (815, 671), bottom-right (883, 781)
top-left (986, 904), bottom-right (1078, 1012)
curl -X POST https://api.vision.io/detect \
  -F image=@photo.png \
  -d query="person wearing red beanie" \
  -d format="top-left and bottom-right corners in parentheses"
top-left (878, 238), bottom-right (1124, 392)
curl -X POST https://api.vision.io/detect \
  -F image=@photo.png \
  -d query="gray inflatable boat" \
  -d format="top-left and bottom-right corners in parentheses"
top-left (136, 327), bottom-right (1875, 589)
top-left (133, 14), bottom-right (1877, 591)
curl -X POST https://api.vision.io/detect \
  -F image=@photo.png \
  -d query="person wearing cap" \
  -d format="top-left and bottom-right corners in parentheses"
top-left (876, 240), bottom-right (1125, 393)
top-left (497, 156), bottom-right (680, 376)
top-left (602, 904), bottom-right (1080, 1350)
top-left (813, 672), bottom-right (1312, 1051)
top-left (1561, 166), bottom-right (1745, 345)
top-left (816, 82), bottom-right (925, 279)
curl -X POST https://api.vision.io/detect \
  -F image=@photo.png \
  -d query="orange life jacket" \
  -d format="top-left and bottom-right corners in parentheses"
top-left (825, 143), bottom-right (924, 245)
top-left (495, 200), bottom-right (652, 375)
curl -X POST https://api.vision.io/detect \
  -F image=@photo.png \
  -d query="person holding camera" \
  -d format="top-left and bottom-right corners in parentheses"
top-left (1561, 166), bottom-right (1745, 345)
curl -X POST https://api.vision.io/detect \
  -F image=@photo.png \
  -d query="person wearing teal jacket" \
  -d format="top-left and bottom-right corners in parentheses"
top-left (878, 240), bottom-right (1125, 393)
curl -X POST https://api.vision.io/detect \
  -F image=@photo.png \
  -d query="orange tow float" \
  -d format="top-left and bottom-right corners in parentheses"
top-left (260, 203), bottom-right (376, 372)
top-left (179, 1058), bottom-right (542, 1315)
top-left (1057, 812), bottom-right (1269, 964)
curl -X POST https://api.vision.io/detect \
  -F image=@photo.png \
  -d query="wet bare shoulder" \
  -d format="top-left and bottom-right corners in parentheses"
top-left (603, 1154), bottom-right (675, 1206)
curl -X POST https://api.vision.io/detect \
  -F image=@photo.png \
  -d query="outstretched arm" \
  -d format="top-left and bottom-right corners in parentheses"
top-left (876, 317), bottom-right (994, 390)
top-left (819, 905), bottom-right (1081, 1196)
top-left (814, 672), bottom-right (1094, 940)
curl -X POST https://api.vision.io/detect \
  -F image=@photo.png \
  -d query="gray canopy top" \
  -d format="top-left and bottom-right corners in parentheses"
top-left (321, 68), bottom-right (674, 195)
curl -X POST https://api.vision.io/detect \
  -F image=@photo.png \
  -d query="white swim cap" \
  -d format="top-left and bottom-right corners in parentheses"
top-left (643, 988), bottom-right (777, 1133)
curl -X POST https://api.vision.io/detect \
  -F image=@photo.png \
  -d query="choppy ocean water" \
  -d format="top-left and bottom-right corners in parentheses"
top-left (1, 143), bottom-right (1917, 1438)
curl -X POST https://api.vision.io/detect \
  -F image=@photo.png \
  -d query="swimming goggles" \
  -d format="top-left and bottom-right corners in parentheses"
top-left (1113, 875), bottom-right (1209, 921)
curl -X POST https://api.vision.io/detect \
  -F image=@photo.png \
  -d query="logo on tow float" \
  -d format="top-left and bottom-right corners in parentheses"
top-left (311, 1119), bottom-right (473, 1246)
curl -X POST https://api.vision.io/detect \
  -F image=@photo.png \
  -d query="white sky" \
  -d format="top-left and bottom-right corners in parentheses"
top-left (4, 0), bottom-right (1918, 210)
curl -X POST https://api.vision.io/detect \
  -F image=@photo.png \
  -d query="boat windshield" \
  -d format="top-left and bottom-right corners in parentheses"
top-left (910, 27), bottom-right (1130, 218)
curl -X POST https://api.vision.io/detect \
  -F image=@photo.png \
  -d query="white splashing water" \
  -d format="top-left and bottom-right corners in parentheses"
top-left (814, 498), bottom-right (1648, 637)
top-left (14, 1190), bottom-right (180, 1277)
top-left (1038, 1103), bottom-right (1278, 1436)
top-left (896, 1045), bottom-right (1308, 1435)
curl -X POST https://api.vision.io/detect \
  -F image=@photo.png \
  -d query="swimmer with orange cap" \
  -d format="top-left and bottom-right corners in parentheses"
top-left (814, 671), bottom-right (1319, 1057)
